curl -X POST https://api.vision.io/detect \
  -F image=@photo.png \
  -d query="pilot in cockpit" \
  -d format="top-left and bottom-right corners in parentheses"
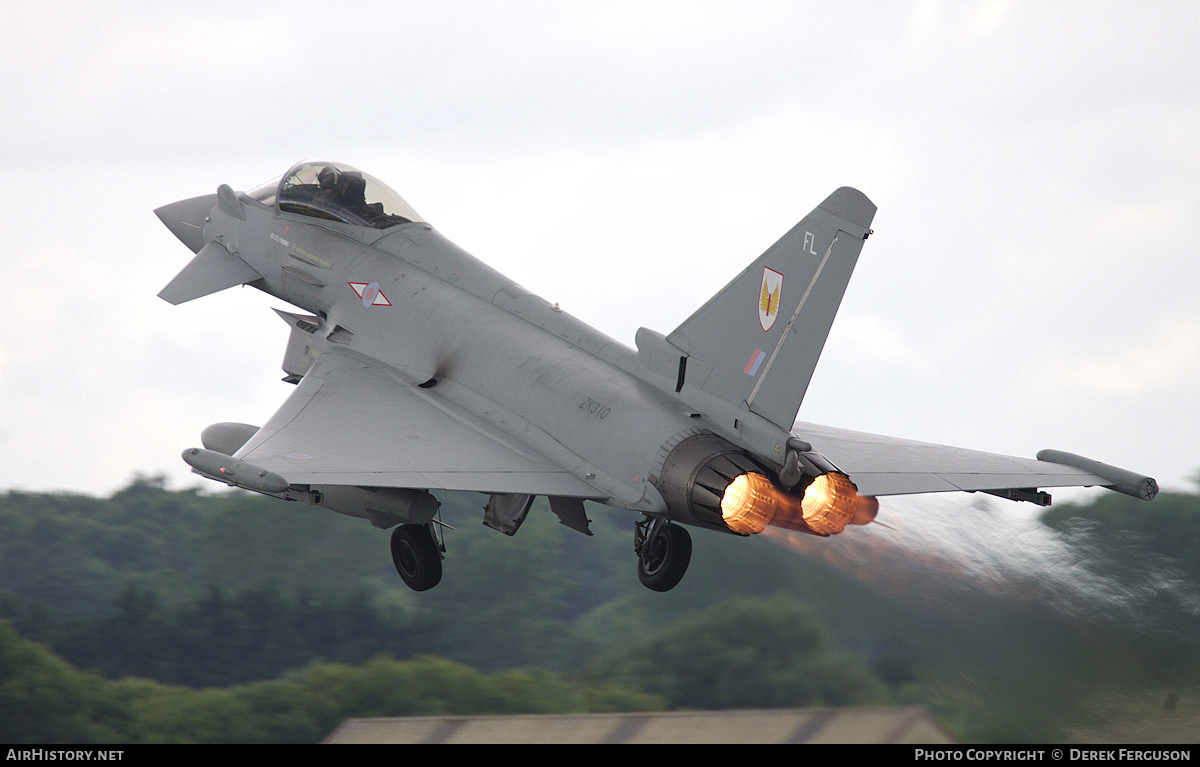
top-left (316, 166), bottom-right (339, 198)
top-left (274, 161), bottom-right (423, 229)
top-left (333, 170), bottom-right (377, 222)
top-left (310, 167), bottom-right (371, 223)
top-left (335, 171), bottom-right (369, 208)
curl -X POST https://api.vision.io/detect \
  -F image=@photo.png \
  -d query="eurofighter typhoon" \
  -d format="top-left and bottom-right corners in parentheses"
top-left (155, 161), bottom-right (1157, 592)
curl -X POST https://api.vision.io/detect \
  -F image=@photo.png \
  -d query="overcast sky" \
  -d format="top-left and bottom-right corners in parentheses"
top-left (2, 0), bottom-right (1196, 503)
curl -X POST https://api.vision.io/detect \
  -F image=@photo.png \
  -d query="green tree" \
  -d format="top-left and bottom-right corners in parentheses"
top-left (1042, 489), bottom-right (1200, 581)
top-left (0, 620), bottom-right (126, 743)
top-left (588, 595), bottom-right (889, 710)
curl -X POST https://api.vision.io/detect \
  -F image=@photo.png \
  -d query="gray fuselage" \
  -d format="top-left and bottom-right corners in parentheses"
top-left (208, 193), bottom-right (759, 526)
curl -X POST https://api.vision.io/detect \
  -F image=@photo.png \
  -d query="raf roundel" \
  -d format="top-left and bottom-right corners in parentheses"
top-left (349, 281), bottom-right (392, 307)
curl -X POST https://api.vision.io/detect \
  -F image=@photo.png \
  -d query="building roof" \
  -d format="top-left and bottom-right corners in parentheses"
top-left (322, 706), bottom-right (955, 744)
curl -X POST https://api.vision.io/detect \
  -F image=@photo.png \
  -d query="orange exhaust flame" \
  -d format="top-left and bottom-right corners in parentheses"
top-left (720, 472), bottom-right (879, 536)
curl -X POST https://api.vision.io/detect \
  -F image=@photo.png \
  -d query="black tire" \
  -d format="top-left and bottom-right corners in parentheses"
top-left (390, 524), bottom-right (442, 591)
top-left (637, 523), bottom-right (692, 592)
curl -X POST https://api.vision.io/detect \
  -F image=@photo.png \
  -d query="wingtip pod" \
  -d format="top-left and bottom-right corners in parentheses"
top-left (1036, 449), bottom-right (1159, 501)
top-left (182, 447), bottom-right (290, 494)
top-left (819, 187), bottom-right (877, 231)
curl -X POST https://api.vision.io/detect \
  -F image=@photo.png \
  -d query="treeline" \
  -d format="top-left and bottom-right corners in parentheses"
top-left (6, 584), bottom-right (417, 687)
top-left (3, 475), bottom-right (1199, 742)
top-left (1043, 484), bottom-right (1200, 581)
top-left (1, 592), bottom-right (900, 743)
top-left (0, 620), bottom-right (661, 743)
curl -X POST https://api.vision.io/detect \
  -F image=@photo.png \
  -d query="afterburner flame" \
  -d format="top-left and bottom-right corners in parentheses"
top-left (720, 472), bottom-right (781, 534)
top-left (798, 472), bottom-right (879, 534)
top-left (720, 472), bottom-right (879, 536)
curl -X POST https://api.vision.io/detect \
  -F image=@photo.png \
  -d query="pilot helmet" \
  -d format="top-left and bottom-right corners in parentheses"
top-left (317, 166), bottom-right (338, 190)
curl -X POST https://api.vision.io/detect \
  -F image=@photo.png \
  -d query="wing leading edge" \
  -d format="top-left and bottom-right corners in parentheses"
top-left (233, 351), bottom-right (604, 498)
top-left (796, 421), bottom-right (1157, 502)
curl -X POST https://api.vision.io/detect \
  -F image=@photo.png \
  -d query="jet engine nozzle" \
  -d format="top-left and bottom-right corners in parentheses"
top-left (653, 433), bottom-right (878, 536)
top-left (720, 471), bottom-right (878, 536)
top-left (653, 433), bottom-right (771, 532)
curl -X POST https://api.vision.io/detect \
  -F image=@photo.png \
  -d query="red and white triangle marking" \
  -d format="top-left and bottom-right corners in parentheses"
top-left (348, 281), bottom-right (392, 307)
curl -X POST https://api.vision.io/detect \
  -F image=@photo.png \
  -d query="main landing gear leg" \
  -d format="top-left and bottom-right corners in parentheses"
top-left (634, 515), bottom-right (692, 592)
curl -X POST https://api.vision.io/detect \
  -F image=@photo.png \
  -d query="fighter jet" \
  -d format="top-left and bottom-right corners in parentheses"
top-left (155, 161), bottom-right (1158, 592)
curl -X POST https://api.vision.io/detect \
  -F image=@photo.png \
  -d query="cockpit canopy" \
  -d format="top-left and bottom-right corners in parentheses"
top-left (247, 161), bottom-right (425, 229)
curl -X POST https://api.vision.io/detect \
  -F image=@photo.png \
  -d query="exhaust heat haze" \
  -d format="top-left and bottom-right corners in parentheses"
top-left (762, 493), bottom-right (1200, 634)
top-left (720, 472), bottom-right (879, 535)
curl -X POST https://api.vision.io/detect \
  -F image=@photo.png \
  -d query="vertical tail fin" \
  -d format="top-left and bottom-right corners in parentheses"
top-left (666, 187), bottom-right (876, 429)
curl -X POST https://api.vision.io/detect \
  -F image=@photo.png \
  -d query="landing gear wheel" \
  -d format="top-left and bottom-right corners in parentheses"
top-left (390, 524), bottom-right (442, 591)
top-left (636, 522), bottom-right (692, 592)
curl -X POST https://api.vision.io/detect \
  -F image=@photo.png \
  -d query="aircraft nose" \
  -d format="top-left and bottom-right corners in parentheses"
top-left (154, 193), bottom-right (217, 254)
